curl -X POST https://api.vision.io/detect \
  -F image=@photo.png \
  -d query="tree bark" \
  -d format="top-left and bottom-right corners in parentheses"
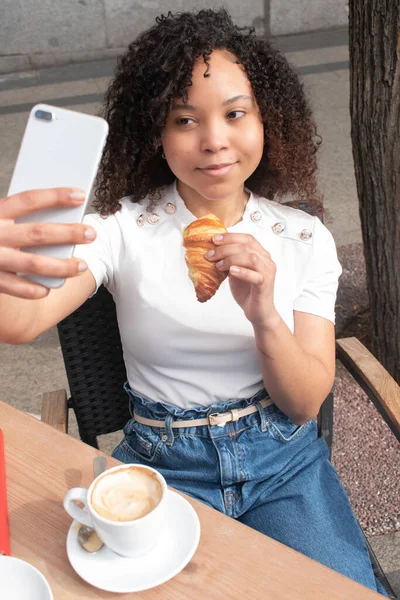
top-left (348, 0), bottom-right (400, 383)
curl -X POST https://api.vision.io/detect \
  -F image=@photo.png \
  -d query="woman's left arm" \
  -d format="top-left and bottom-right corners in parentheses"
top-left (253, 311), bottom-right (335, 425)
top-left (207, 232), bottom-right (336, 424)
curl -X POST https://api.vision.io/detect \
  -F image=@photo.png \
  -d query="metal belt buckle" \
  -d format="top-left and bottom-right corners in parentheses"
top-left (209, 408), bottom-right (241, 427)
top-left (208, 412), bottom-right (221, 426)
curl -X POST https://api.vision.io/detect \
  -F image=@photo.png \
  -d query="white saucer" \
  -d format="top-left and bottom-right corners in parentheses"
top-left (0, 555), bottom-right (53, 600)
top-left (66, 489), bottom-right (201, 593)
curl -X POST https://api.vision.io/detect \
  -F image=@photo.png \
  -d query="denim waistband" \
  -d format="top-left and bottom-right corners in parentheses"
top-left (123, 382), bottom-right (270, 421)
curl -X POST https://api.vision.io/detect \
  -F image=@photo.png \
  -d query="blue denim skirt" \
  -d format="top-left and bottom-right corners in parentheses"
top-left (112, 384), bottom-right (388, 596)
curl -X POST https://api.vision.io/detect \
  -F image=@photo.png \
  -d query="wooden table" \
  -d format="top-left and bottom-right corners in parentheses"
top-left (1, 400), bottom-right (382, 599)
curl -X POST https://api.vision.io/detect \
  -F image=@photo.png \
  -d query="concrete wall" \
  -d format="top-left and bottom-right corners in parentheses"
top-left (0, 0), bottom-right (348, 74)
top-left (269, 0), bottom-right (348, 36)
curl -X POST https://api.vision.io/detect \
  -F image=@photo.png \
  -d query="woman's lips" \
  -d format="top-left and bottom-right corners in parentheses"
top-left (198, 163), bottom-right (236, 177)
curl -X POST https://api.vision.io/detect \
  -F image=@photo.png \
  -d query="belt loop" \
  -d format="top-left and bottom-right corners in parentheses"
top-left (128, 396), bottom-right (135, 418)
top-left (256, 401), bottom-right (268, 432)
top-left (164, 414), bottom-right (174, 446)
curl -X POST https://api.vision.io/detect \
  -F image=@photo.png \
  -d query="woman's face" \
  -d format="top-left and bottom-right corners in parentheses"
top-left (162, 50), bottom-right (264, 203)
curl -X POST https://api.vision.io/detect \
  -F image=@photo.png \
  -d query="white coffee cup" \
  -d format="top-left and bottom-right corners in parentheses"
top-left (63, 464), bottom-right (167, 558)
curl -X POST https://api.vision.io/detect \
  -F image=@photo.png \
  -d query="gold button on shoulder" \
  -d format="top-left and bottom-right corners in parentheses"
top-left (137, 214), bottom-right (145, 227)
top-left (250, 210), bottom-right (262, 223)
top-left (164, 202), bottom-right (176, 214)
top-left (147, 213), bottom-right (160, 225)
top-left (272, 222), bottom-right (285, 234)
top-left (300, 229), bottom-right (313, 241)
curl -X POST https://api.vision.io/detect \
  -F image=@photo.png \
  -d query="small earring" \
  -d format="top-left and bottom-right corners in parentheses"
top-left (161, 151), bottom-right (166, 159)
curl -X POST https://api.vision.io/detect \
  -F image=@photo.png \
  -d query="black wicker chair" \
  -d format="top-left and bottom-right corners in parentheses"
top-left (40, 284), bottom-right (399, 599)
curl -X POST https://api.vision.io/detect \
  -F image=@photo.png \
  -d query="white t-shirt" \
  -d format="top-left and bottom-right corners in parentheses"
top-left (74, 182), bottom-right (342, 409)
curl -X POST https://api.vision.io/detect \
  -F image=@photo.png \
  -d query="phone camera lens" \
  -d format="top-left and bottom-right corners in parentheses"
top-left (34, 109), bottom-right (54, 122)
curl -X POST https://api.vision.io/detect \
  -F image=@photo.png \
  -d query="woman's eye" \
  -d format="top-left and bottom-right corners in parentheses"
top-left (176, 117), bottom-right (195, 126)
top-left (227, 110), bottom-right (245, 119)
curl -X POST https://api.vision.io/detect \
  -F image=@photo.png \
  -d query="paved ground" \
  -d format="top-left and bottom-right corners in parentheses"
top-left (0, 27), bottom-right (399, 596)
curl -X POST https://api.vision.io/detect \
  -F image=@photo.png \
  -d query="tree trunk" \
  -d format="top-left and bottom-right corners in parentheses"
top-left (348, 0), bottom-right (400, 383)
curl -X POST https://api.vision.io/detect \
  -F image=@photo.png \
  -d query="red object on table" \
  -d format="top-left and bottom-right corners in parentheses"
top-left (0, 428), bottom-right (10, 555)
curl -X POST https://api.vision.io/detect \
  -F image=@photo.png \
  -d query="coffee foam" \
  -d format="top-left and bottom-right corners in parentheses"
top-left (90, 467), bottom-right (163, 522)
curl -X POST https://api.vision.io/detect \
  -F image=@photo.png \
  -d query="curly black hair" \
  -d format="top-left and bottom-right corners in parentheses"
top-left (94, 8), bottom-right (323, 217)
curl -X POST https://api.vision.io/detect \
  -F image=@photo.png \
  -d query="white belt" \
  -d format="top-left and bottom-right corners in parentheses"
top-left (133, 397), bottom-right (273, 428)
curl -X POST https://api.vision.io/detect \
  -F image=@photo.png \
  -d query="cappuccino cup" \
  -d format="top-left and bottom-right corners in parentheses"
top-left (63, 464), bottom-right (167, 557)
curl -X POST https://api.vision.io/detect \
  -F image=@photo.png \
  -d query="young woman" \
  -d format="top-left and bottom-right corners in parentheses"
top-left (0, 9), bottom-right (387, 595)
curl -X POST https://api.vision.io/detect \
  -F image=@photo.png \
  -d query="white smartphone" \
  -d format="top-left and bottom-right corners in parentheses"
top-left (7, 103), bottom-right (109, 288)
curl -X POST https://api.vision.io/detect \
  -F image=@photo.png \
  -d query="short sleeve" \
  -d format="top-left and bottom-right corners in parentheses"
top-left (293, 218), bottom-right (342, 324)
top-left (73, 212), bottom-right (116, 294)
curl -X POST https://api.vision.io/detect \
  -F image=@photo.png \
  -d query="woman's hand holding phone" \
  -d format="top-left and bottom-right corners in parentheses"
top-left (0, 187), bottom-right (96, 299)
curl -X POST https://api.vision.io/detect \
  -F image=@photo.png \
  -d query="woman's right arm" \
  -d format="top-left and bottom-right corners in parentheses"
top-left (0, 188), bottom-right (97, 344)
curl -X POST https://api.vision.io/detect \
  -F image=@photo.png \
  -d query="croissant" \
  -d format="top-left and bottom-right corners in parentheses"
top-left (183, 213), bottom-right (228, 303)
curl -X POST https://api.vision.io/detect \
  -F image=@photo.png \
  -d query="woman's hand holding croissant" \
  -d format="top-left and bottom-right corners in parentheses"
top-left (205, 233), bottom-right (280, 330)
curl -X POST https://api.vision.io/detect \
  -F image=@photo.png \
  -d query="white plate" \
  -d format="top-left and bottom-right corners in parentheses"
top-left (0, 555), bottom-right (53, 600)
top-left (66, 489), bottom-right (201, 593)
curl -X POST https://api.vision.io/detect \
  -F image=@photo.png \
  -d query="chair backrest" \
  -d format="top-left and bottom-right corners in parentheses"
top-left (58, 285), bottom-right (333, 453)
top-left (57, 285), bottom-right (130, 446)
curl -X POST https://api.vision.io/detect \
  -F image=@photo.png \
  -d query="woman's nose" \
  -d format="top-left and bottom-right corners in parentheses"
top-left (200, 120), bottom-right (229, 153)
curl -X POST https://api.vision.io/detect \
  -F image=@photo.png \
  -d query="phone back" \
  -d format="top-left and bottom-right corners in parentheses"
top-left (8, 103), bottom-right (108, 287)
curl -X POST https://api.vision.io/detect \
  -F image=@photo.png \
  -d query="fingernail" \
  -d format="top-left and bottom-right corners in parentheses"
top-left (213, 235), bottom-right (223, 242)
top-left (69, 190), bottom-right (86, 202)
top-left (85, 228), bottom-right (96, 240)
top-left (230, 266), bottom-right (240, 273)
top-left (216, 260), bottom-right (224, 269)
top-left (78, 261), bottom-right (88, 272)
top-left (205, 250), bottom-right (215, 258)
